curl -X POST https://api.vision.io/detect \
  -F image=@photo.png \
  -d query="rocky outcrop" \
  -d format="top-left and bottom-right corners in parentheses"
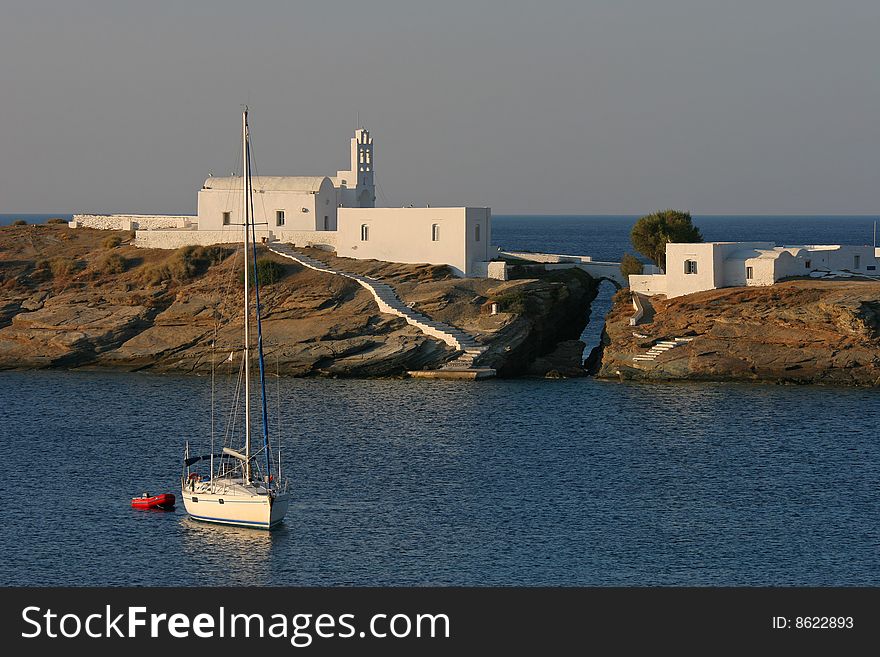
top-left (0, 225), bottom-right (598, 377)
top-left (598, 282), bottom-right (880, 386)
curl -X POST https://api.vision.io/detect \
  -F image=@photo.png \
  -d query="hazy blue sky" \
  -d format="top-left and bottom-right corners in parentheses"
top-left (1, 0), bottom-right (878, 214)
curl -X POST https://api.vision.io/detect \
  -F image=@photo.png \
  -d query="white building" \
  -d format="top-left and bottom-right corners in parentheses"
top-left (72, 127), bottom-right (494, 278)
top-left (338, 207), bottom-right (491, 277)
top-left (198, 176), bottom-right (339, 232)
top-left (630, 241), bottom-right (879, 298)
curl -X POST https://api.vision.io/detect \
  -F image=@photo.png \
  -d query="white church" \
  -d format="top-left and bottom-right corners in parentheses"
top-left (72, 128), bottom-right (495, 278)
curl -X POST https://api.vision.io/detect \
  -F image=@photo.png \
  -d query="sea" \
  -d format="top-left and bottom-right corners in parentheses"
top-left (0, 214), bottom-right (878, 586)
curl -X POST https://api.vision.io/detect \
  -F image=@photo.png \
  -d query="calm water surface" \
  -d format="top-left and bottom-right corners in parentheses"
top-left (0, 371), bottom-right (877, 586)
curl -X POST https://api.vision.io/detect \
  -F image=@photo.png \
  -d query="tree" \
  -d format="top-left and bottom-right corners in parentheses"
top-left (630, 209), bottom-right (702, 269)
top-left (620, 253), bottom-right (644, 278)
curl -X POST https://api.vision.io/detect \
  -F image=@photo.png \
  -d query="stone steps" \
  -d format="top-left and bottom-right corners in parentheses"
top-left (268, 243), bottom-right (487, 361)
top-left (632, 335), bottom-right (697, 365)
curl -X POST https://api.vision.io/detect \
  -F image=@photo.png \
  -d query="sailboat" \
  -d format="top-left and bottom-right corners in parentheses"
top-left (181, 108), bottom-right (291, 529)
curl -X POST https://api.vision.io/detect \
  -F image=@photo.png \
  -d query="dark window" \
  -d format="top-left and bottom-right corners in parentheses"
top-left (868, 265), bottom-right (876, 271)
top-left (222, 212), bottom-right (231, 226)
top-left (432, 224), bottom-right (440, 241)
top-left (805, 260), bottom-right (811, 269)
top-left (218, 499), bottom-right (224, 505)
top-left (192, 497), bottom-right (198, 503)
top-left (684, 259), bottom-right (698, 275)
top-left (276, 210), bottom-right (285, 226)
top-left (746, 266), bottom-right (753, 280)
top-left (324, 215), bottom-right (329, 230)
top-left (360, 224), bottom-right (369, 241)
top-left (854, 255), bottom-right (861, 269)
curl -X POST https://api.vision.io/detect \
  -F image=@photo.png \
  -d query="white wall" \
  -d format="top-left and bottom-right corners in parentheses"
top-left (665, 243), bottom-right (719, 298)
top-left (465, 208), bottom-right (492, 278)
top-left (198, 178), bottom-right (337, 232)
top-left (629, 274), bottom-right (667, 295)
top-left (73, 214), bottom-right (194, 230)
top-left (337, 207), bottom-right (491, 277)
top-left (136, 228), bottom-right (337, 250)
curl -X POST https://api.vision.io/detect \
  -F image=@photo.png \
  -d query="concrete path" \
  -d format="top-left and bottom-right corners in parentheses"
top-left (267, 243), bottom-right (488, 367)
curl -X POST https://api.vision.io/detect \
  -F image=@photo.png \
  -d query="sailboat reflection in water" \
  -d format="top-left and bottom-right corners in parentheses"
top-left (181, 108), bottom-right (291, 529)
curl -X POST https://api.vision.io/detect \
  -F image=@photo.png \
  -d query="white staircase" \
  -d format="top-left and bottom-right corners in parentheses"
top-left (632, 336), bottom-right (695, 363)
top-left (267, 243), bottom-right (487, 362)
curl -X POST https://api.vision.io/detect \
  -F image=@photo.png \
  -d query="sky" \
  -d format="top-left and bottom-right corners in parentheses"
top-left (1, 0), bottom-right (878, 215)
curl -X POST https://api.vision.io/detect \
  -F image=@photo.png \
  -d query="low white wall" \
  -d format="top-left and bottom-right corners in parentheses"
top-left (471, 261), bottom-right (509, 280)
top-left (73, 214), bottom-right (194, 230)
top-left (630, 274), bottom-right (667, 296)
top-left (502, 251), bottom-right (594, 264)
top-left (135, 228), bottom-right (338, 250)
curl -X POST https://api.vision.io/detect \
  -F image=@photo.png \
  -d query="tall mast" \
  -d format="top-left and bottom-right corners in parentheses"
top-left (242, 108), bottom-right (252, 483)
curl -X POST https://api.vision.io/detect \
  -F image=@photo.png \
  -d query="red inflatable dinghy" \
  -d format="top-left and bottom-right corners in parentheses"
top-left (131, 493), bottom-right (176, 510)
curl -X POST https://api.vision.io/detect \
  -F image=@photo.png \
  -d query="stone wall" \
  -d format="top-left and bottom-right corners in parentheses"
top-left (72, 214), bottom-right (195, 230)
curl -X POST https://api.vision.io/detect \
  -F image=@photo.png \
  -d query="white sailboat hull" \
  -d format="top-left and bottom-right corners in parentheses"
top-left (182, 484), bottom-right (290, 530)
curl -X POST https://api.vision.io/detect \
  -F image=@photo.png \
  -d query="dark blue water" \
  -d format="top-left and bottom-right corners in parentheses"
top-left (492, 214), bottom-right (879, 263)
top-left (0, 372), bottom-right (876, 586)
top-left (0, 213), bottom-right (72, 226)
top-left (1, 215), bottom-right (878, 586)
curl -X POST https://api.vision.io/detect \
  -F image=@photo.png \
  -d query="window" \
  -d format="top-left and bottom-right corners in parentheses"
top-left (854, 255), bottom-right (861, 269)
top-left (432, 224), bottom-right (440, 241)
top-left (475, 224), bottom-right (481, 242)
top-left (684, 259), bottom-right (698, 275)
top-left (805, 260), bottom-right (811, 269)
top-left (222, 212), bottom-right (231, 226)
top-left (276, 210), bottom-right (285, 227)
top-left (360, 224), bottom-right (369, 241)
top-left (323, 216), bottom-right (329, 230)
top-left (868, 265), bottom-right (876, 271)
top-left (746, 266), bottom-right (753, 280)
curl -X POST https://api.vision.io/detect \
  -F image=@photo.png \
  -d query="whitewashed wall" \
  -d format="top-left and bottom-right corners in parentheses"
top-left (135, 228), bottom-right (338, 250)
top-left (73, 214), bottom-right (194, 230)
top-left (629, 274), bottom-right (667, 295)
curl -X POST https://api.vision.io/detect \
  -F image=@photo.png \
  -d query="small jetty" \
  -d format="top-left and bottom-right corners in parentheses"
top-left (408, 367), bottom-right (496, 380)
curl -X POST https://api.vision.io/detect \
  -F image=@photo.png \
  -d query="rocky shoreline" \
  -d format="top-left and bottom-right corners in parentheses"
top-left (0, 225), bottom-right (599, 377)
top-left (597, 281), bottom-right (880, 386)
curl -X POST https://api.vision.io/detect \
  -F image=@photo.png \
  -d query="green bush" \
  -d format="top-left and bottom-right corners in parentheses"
top-left (240, 258), bottom-right (286, 286)
top-left (49, 256), bottom-right (79, 279)
top-left (102, 235), bottom-right (122, 249)
top-left (620, 253), bottom-right (644, 278)
top-left (630, 209), bottom-right (702, 269)
top-left (140, 245), bottom-right (231, 285)
top-left (12, 219), bottom-right (27, 226)
top-left (494, 289), bottom-right (529, 315)
top-left (47, 218), bottom-right (67, 225)
top-left (96, 252), bottom-right (127, 275)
